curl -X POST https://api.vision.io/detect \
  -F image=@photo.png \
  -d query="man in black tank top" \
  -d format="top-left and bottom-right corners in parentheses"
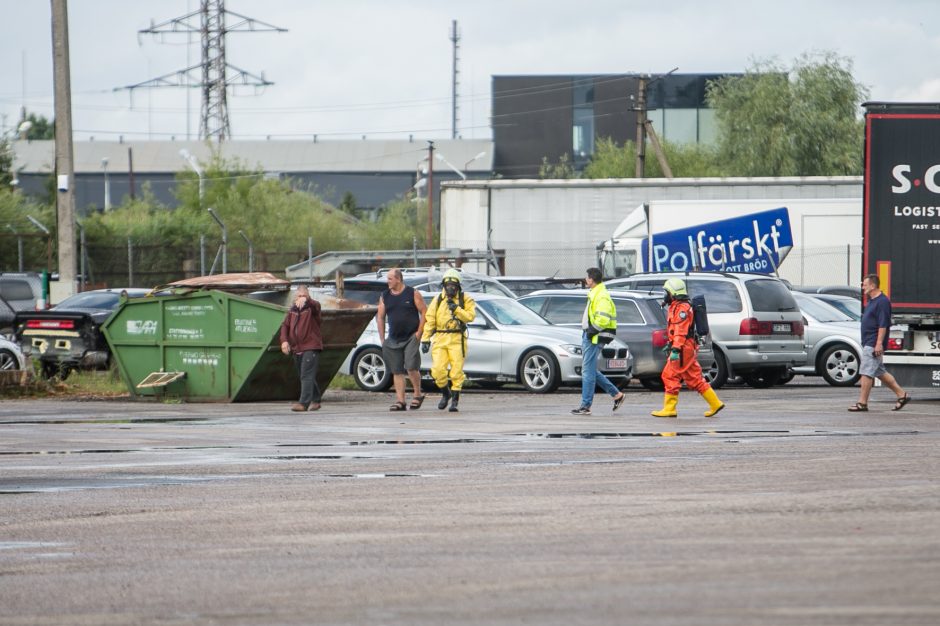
top-left (377, 268), bottom-right (428, 410)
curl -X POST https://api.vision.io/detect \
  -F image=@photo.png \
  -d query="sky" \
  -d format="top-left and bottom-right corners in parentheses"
top-left (1, 0), bottom-right (939, 143)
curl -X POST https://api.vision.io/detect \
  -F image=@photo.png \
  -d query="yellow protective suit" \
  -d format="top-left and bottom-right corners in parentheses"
top-left (421, 289), bottom-right (476, 391)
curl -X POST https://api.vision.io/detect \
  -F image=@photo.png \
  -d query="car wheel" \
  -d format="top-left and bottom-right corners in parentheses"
top-left (777, 369), bottom-right (795, 385)
top-left (743, 366), bottom-right (786, 388)
top-left (352, 347), bottom-right (392, 392)
top-left (819, 343), bottom-right (861, 387)
top-left (639, 377), bottom-right (664, 391)
top-left (701, 350), bottom-right (729, 390)
top-left (518, 348), bottom-right (560, 394)
top-left (0, 349), bottom-right (20, 371)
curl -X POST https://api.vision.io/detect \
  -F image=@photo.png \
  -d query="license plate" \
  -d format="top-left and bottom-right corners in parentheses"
top-left (607, 359), bottom-right (627, 369)
top-left (773, 323), bottom-right (790, 333)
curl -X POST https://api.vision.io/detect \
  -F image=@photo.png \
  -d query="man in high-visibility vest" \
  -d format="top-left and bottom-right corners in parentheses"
top-left (571, 268), bottom-right (626, 415)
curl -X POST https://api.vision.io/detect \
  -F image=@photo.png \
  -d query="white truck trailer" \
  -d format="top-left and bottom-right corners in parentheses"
top-left (440, 177), bottom-right (862, 284)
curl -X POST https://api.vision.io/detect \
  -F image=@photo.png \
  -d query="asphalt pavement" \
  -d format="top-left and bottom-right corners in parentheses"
top-left (1, 380), bottom-right (938, 625)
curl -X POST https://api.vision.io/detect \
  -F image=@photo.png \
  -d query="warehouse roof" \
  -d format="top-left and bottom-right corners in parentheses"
top-left (12, 139), bottom-right (494, 174)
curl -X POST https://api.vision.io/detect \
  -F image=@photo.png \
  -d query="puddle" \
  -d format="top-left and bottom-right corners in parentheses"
top-left (0, 417), bottom-right (212, 425)
top-left (326, 473), bottom-right (435, 479)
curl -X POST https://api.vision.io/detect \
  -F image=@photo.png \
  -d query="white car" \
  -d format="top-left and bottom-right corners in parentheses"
top-left (0, 336), bottom-right (27, 371)
top-left (340, 293), bottom-right (633, 393)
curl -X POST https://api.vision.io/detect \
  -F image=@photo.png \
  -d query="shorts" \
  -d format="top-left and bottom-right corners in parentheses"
top-left (859, 345), bottom-right (887, 378)
top-left (383, 335), bottom-right (421, 374)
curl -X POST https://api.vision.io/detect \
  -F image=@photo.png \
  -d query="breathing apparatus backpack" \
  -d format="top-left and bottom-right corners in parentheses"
top-left (690, 294), bottom-right (710, 339)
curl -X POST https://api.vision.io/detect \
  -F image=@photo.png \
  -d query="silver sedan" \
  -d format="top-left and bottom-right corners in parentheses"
top-left (342, 293), bottom-right (633, 393)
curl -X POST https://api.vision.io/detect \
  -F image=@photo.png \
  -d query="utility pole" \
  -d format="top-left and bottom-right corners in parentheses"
top-left (450, 20), bottom-right (460, 139)
top-left (634, 75), bottom-right (648, 178)
top-left (118, 1), bottom-right (286, 142)
top-left (427, 141), bottom-right (434, 249)
top-left (51, 0), bottom-right (77, 297)
top-left (633, 69), bottom-right (677, 179)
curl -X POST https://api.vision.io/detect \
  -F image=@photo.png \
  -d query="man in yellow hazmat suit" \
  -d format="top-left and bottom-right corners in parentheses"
top-left (421, 269), bottom-right (476, 412)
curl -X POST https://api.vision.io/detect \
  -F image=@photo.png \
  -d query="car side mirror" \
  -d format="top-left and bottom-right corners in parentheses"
top-left (467, 317), bottom-right (487, 328)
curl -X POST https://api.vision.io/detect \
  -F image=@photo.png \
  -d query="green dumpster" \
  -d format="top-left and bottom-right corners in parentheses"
top-left (102, 289), bottom-right (376, 402)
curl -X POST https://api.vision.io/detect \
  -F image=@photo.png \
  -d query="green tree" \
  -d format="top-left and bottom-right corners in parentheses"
top-left (338, 191), bottom-right (358, 218)
top-left (581, 137), bottom-right (724, 179)
top-left (22, 112), bottom-right (55, 140)
top-left (706, 51), bottom-right (868, 176)
top-left (538, 153), bottom-right (578, 179)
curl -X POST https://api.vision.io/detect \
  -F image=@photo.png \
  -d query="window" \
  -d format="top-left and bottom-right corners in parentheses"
top-left (612, 298), bottom-right (644, 324)
top-left (519, 296), bottom-right (546, 316)
top-left (0, 280), bottom-right (36, 302)
top-left (572, 79), bottom-right (595, 166)
top-left (686, 280), bottom-right (743, 313)
top-left (544, 296), bottom-right (587, 324)
top-left (746, 279), bottom-right (799, 313)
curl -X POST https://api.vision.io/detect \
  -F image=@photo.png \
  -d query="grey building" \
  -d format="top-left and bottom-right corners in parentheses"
top-left (492, 73), bottom-right (730, 178)
top-left (11, 138), bottom-right (493, 216)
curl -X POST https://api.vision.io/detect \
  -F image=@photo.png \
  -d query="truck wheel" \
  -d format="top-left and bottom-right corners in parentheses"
top-left (352, 347), bottom-right (392, 392)
top-left (701, 350), bottom-right (729, 390)
top-left (743, 367), bottom-right (786, 388)
top-left (819, 344), bottom-right (860, 387)
top-left (519, 349), bottom-right (559, 393)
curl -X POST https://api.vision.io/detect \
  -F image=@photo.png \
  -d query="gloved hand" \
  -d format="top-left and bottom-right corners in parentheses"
top-left (669, 348), bottom-right (681, 361)
top-left (421, 341), bottom-right (431, 354)
top-left (447, 300), bottom-right (458, 312)
top-left (660, 345), bottom-right (672, 355)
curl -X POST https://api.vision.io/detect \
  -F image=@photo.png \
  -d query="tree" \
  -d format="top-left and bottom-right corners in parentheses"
top-left (706, 51), bottom-right (868, 176)
top-left (338, 191), bottom-right (358, 218)
top-left (581, 137), bottom-right (725, 179)
top-left (538, 153), bottom-right (578, 179)
top-left (22, 112), bottom-right (55, 140)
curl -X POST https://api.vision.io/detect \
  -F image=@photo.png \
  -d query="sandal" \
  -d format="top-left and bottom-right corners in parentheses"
top-left (389, 401), bottom-right (407, 411)
top-left (409, 395), bottom-right (426, 409)
top-left (847, 402), bottom-right (868, 412)
top-left (892, 394), bottom-right (912, 411)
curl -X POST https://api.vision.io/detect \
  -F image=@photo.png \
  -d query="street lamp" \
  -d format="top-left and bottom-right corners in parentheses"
top-left (464, 150), bottom-right (486, 170)
top-left (435, 152), bottom-right (467, 180)
top-left (179, 148), bottom-right (204, 206)
top-left (101, 157), bottom-right (110, 211)
top-left (207, 207), bottom-right (227, 274)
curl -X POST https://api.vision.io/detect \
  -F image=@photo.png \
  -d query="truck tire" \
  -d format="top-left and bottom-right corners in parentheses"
top-left (352, 347), bottom-right (392, 392)
top-left (819, 343), bottom-right (861, 387)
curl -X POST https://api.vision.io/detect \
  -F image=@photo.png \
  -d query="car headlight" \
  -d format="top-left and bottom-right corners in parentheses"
top-left (560, 344), bottom-right (582, 356)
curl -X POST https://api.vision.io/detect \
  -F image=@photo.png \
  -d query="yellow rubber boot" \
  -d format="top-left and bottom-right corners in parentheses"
top-left (701, 387), bottom-right (725, 417)
top-left (651, 393), bottom-right (678, 418)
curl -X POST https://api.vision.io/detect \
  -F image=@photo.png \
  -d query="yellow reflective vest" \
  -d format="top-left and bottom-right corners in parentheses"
top-left (585, 283), bottom-right (617, 345)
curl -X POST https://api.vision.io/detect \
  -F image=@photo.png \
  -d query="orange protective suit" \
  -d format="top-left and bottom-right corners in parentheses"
top-left (661, 299), bottom-right (709, 395)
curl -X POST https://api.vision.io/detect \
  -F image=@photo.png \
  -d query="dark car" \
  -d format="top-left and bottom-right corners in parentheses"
top-left (517, 288), bottom-right (723, 389)
top-left (15, 288), bottom-right (150, 379)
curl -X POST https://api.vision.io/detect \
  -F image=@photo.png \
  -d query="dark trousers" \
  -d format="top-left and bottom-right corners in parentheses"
top-left (294, 350), bottom-right (321, 406)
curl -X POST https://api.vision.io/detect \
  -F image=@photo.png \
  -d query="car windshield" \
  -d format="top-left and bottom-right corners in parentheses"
top-left (796, 294), bottom-right (854, 323)
top-left (53, 292), bottom-right (122, 310)
top-left (745, 279), bottom-right (799, 313)
top-left (477, 298), bottom-right (550, 326)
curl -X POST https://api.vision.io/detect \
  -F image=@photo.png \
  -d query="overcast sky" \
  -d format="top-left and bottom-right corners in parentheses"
top-left (2, 0), bottom-right (939, 142)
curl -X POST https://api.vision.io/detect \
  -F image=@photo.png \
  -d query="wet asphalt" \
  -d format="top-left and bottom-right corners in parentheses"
top-left (1, 380), bottom-right (939, 625)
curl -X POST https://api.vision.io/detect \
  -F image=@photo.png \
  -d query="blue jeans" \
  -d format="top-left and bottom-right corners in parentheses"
top-left (580, 332), bottom-right (619, 408)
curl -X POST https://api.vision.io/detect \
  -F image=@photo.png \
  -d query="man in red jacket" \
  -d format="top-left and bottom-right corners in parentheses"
top-left (279, 285), bottom-right (324, 412)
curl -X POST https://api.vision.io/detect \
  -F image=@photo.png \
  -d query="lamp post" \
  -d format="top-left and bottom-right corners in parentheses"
top-left (179, 148), bottom-right (204, 207)
top-left (101, 157), bottom-right (110, 211)
top-left (207, 207), bottom-right (227, 274)
top-left (238, 230), bottom-right (253, 273)
top-left (464, 151), bottom-right (486, 171)
top-left (435, 152), bottom-right (467, 180)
